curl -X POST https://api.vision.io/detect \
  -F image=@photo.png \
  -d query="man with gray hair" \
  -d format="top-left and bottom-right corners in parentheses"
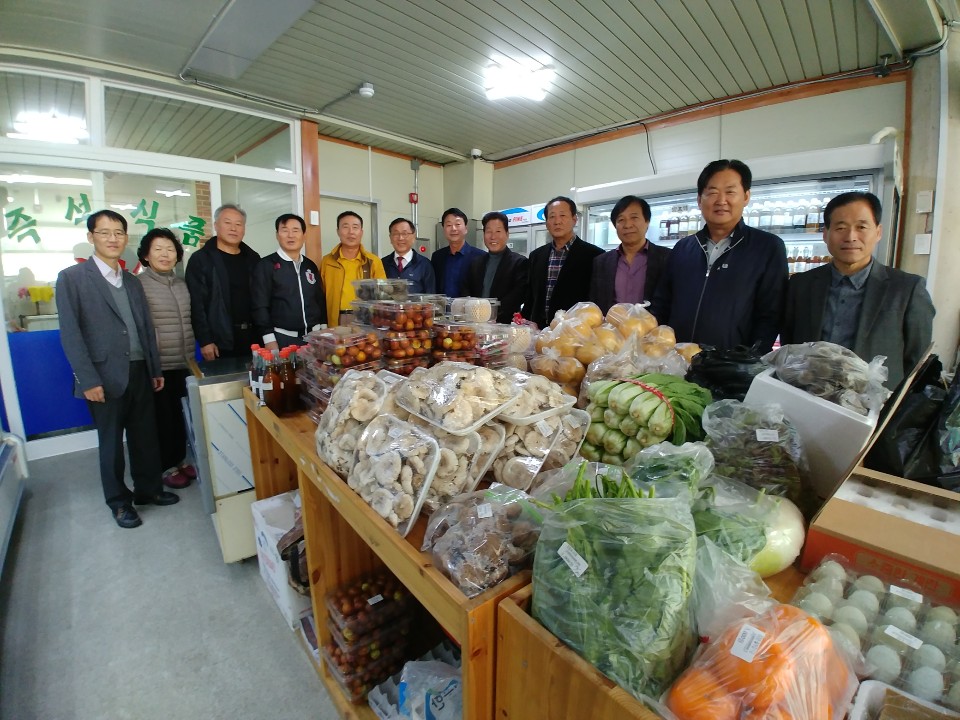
top-left (185, 204), bottom-right (261, 360)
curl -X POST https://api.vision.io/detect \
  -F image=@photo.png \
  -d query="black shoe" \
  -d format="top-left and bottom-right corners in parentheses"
top-left (133, 491), bottom-right (180, 507)
top-left (113, 504), bottom-right (142, 529)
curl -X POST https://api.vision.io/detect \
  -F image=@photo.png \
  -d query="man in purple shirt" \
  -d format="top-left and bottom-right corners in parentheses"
top-left (590, 195), bottom-right (671, 314)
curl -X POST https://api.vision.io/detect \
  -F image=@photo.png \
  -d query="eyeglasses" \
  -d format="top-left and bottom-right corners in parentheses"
top-left (390, 231), bottom-right (414, 238)
top-left (92, 230), bottom-right (128, 239)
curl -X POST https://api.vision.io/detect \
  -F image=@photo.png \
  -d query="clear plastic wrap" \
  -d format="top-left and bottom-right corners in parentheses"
top-left (491, 414), bottom-right (566, 490)
top-left (701, 399), bottom-right (809, 508)
top-left (377, 369), bottom-right (410, 421)
top-left (496, 367), bottom-right (576, 424)
top-left (474, 323), bottom-right (511, 366)
top-left (421, 486), bottom-right (543, 598)
top-left (664, 603), bottom-right (858, 720)
top-left (507, 322), bottom-right (537, 355)
top-left (471, 422), bottom-right (505, 483)
top-left (315, 370), bottom-right (387, 478)
top-left (623, 441), bottom-right (715, 497)
top-left (448, 296), bottom-right (500, 323)
top-left (352, 278), bottom-right (412, 301)
top-left (528, 460), bottom-right (626, 503)
top-left (764, 341), bottom-right (892, 416)
top-left (346, 415), bottom-right (440, 537)
top-left (532, 496), bottom-right (698, 700)
top-left (394, 362), bottom-right (519, 434)
top-left (578, 331), bottom-right (689, 407)
top-left (529, 350), bottom-right (587, 389)
top-left (407, 417), bottom-right (483, 513)
top-left (541, 409), bottom-right (590, 472)
top-left (397, 660), bottom-right (463, 720)
top-left (605, 302), bottom-right (658, 337)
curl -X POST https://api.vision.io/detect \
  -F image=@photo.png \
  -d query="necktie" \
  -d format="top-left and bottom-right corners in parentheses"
top-left (397, 257), bottom-right (404, 272)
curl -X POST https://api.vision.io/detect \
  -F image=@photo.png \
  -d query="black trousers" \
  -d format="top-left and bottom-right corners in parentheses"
top-left (154, 368), bottom-right (189, 472)
top-left (86, 361), bottom-right (163, 509)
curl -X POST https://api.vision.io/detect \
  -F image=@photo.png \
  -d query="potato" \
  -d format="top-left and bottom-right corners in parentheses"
top-left (566, 301), bottom-right (604, 328)
top-left (604, 303), bottom-right (634, 328)
top-left (676, 342), bottom-right (702, 363)
top-left (551, 336), bottom-right (579, 357)
top-left (594, 324), bottom-right (624, 353)
top-left (644, 325), bottom-right (676, 345)
top-left (640, 339), bottom-right (674, 359)
top-left (575, 342), bottom-right (607, 366)
top-left (555, 356), bottom-right (586, 384)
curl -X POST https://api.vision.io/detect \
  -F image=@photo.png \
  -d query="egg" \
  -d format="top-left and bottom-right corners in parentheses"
top-left (797, 591), bottom-right (833, 620)
top-left (883, 606), bottom-right (918, 634)
top-left (866, 644), bottom-right (902, 684)
top-left (829, 622), bottom-right (862, 652)
top-left (812, 560), bottom-right (849, 584)
top-left (843, 589), bottom-right (880, 622)
top-left (919, 619), bottom-right (957, 652)
top-left (907, 666), bottom-right (945, 702)
top-left (810, 577), bottom-right (845, 603)
top-left (926, 605), bottom-right (959, 626)
top-left (913, 643), bottom-right (948, 672)
top-left (832, 604), bottom-right (869, 636)
top-left (852, 574), bottom-right (886, 594)
top-left (946, 681), bottom-right (960, 711)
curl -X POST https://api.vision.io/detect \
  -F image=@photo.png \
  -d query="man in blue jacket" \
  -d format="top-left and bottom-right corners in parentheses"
top-left (382, 217), bottom-right (435, 293)
top-left (649, 160), bottom-right (788, 351)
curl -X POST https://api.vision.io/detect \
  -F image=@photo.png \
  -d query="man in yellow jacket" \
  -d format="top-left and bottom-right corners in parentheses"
top-left (320, 210), bottom-right (386, 326)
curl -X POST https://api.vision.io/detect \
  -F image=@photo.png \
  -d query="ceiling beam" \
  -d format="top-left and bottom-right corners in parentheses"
top-left (865, 0), bottom-right (944, 59)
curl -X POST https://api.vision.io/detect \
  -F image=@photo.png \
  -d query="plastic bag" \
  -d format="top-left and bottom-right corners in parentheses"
top-left (692, 537), bottom-right (775, 643)
top-left (491, 415), bottom-right (566, 490)
top-left (605, 302), bottom-right (658, 337)
top-left (528, 461), bottom-right (627, 503)
top-left (315, 369), bottom-right (387, 478)
top-left (685, 344), bottom-right (766, 401)
top-left (664, 603), bottom-right (858, 720)
top-left (939, 370), bottom-right (960, 474)
top-left (702, 399), bottom-right (809, 508)
top-left (397, 660), bottom-right (462, 720)
top-left (578, 331), bottom-right (688, 407)
top-left (540, 409), bottom-right (590, 472)
top-left (623, 441), bottom-right (715, 497)
top-left (764, 341), bottom-right (892, 416)
top-left (407, 417), bottom-right (483, 513)
top-left (533, 496), bottom-right (698, 700)
top-left (496, 367), bottom-right (576, 424)
top-left (529, 349), bottom-right (587, 392)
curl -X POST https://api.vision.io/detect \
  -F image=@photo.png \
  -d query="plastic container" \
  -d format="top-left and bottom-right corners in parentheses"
top-left (347, 415), bottom-right (441, 537)
top-left (379, 328), bottom-right (433, 359)
top-left (324, 571), bottom-right (414, 640)
top-left (326, 616), bottom-right (412, 664)
top-left (370, 301), bottom-right (435, 331)
top-left (449, 296), bottom-right (500, 323)
top-left (321, 643), bottom-right (406, 704)
top-left (350, 300), bottom-right (377, 326)
top-left (541, 408), bottom-right (591, 472)
top-left (307, 326), bottom-right (383, 367)
top-left (409, 293), bottom-right (448, 317)
top-left (492, 415), bottom-right (568, 491)
top-left (313, 360), bottom-right (382, 387)
top-left (394, 362), bottom-right (521, 435)
top-left (433, 322), bottom-right (478, 352)
top-left (384, 356), bottom-right (431, 376)
top-left (849, 679), bottom-right (960, 719)
top-left (430, 349), bottom-right (478, 364)
top-left (367, 641), bottom-right (462, 719)
top-left (352, 278), bottom-right (412, 301)
top-left (473, 423), bottom-right (506, 483)
top-left (406, 419), bottom-right (484, 512)
top-left (475, 323), bottom-right (512, 366)
top-left (496, 367), bottom-right (577, 425)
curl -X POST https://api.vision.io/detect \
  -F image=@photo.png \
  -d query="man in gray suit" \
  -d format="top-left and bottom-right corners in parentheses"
top-left (781, 191), bottom-right (935, 389)
top-left (57, 210), bottom-right (179, 528)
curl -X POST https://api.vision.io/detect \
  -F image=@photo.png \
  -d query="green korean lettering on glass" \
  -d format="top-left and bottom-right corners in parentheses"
top-left (132, 199), bottom-right (160, 231)
top-left (65, 193), bottom-right (91, 225)
top-left (4, 206), bottom-right (41, 244)
top-left (179, 215), bottom-right (206, 247)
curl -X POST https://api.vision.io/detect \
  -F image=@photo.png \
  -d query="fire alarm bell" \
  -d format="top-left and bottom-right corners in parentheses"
top-left (409, 192), bottom-right (419, 204)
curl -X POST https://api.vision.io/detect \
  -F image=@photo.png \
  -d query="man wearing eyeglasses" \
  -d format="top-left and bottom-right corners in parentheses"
top-left (382, 217), bottom-right (436, 294)
top-left (57, 210), bottom-right (179, 529)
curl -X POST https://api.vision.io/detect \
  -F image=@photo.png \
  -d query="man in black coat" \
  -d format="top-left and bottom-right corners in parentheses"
top-left (463, 211), bottom-right (529, 322)
top-left (590, 195), bottom-right (670, 314)
top-left (521, 196), bottom-right (604, 328)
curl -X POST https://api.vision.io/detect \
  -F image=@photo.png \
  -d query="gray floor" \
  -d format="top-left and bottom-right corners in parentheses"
top-left (0, 447), bottom-right (339, 720)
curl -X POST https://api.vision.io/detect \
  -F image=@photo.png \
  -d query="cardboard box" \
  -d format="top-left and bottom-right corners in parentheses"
top-left (744, 368), bottom-right (878, 499)
top-left (205, 398), bottom-right (255, 497)
top-left (801, 466), bottom-right (960, 604)
top-left (251, 490), bottom-right (312, 629)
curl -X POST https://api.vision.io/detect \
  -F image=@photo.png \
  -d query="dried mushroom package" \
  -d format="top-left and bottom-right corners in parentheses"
top-left (347, 415), bottom-right (440, 537)
top-left (315, 370), bottom-right (387, 478)
top-left (492, 414), bottom-right (567, 491)
top-left (407, 416), bottom-right (483, 512)
top-left (394, 361), bottom-right (519, 434)
top-left (497, 367), bottom-right (577, 425)
top-left (540, 408), bottom-right (590, 473)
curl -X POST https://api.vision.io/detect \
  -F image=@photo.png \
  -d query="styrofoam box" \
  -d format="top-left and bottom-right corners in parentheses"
top-left (251, 490), bottom-right (312, 630)
top-left (205, 398), bottom-right (255, 497)
top-left (744, 368), bottom-right (878, 499)
top-left (849, 680), bottom-right (960, 719)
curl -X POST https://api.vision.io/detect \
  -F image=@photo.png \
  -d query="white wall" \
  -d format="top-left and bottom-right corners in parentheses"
top-left (493, 82), bottom-right (907, 209)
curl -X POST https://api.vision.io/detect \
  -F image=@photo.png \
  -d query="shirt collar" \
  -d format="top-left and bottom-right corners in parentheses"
top-left (92, 254), bottom-right (123, 284)
top-left (831, 260), bottom-right (873, 289)
top-left (617, 242), bottom-right (648, 258)
top-left (396, 250), bottom-right (413, 263)
top-left (277, 249), bottom-right (303, 262)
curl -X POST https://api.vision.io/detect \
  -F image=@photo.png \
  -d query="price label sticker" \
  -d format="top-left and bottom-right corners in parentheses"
top-left (388, 427), bottom-right (404, 439)
top-left (558, 542), bottom-right (588, 577)
top-left (536, 420), bottom-right (553, 438)
top-left (367, 594), bottom-right (384, 606)
top-left (477, 503), bottom-right (493, 519)
top-left (755, 429), bottom-right (780, 442)
top-left (889, 585), bottom-right (923, 604)
top-left (730, 624), bottom-right (765, 663)
top-left (884, 624), bottom-right (923, 649)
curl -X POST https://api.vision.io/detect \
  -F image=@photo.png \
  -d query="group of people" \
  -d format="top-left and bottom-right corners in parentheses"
top-left (57, 156), bottom-right (936, 529)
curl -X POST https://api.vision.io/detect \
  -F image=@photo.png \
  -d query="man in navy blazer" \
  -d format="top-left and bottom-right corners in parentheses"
top-left (382, 217), bottom-right (436, 293)
top-left (57, 210), bottom-right (179, 528)
top-left (781, 191), bottom-right (935, 389)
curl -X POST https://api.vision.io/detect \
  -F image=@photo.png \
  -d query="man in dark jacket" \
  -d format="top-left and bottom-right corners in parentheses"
top-left (522, 196), bottom-right (604, 329)
top-left (431, 207), bottom-right (484, 297)
top-left (649, 160), bottom-right (787, 351)
top-left (251, 213), bottom-right (327, 350)
top-left (463, 211), bottom-right (529, 322)
top-left (382, 217), bottom-right (435, 293)
top-left (185, 204), bottom-right (260, 360)
top-left (590, 195), bottom-right (670, 314)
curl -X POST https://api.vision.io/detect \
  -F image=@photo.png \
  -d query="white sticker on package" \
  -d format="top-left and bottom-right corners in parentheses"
top-left (367, 593), bottom-right (384, 606)
top-left (755, 429), bottom-right (780, 442)
top-left (557, 542), bottom-right (589, 577)
top-left (889, 585), bottom-right (924, 604)
top-left (884, 624), bottom-right (923, 649)
top-left (535, 419), bottom-right (553, 438)
top-left (730, 624), bottom-right (765, 663)
top-left (476, 503), bottom-right (493, 519)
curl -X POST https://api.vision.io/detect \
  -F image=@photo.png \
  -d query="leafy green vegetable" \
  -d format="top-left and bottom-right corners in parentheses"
top-left (625, 442), bottom-right (714, 497)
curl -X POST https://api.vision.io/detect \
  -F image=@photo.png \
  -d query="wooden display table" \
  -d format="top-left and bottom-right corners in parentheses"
top-left (244, 390), bottom-right (530, 720)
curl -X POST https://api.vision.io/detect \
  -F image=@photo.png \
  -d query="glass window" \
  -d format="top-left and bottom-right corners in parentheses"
top-left (104, 86), bottom-right (292, 170)
top-left (0, 71), bottom-right (87, 145)
top-left (218, 177), bottom-right (297, 256)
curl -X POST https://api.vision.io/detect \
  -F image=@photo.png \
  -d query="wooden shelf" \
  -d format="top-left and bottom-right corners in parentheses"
top-left (244, 389), bottom-right (530, 720)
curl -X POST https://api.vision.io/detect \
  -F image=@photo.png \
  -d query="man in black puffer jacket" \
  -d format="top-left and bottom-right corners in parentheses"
top-left (648, 160), bottom-right (788, 352)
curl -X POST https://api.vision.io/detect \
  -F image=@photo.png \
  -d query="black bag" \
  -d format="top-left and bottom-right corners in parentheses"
top-left (685, 344), bottom-right (765, 401)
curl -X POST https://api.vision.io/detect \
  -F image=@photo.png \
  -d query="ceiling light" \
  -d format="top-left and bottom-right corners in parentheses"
top-left (358, 82), bottom-right (375, 99)
top-left (0, 173), bottom-right (92, 186)
top-left (5, 110), bottom-right (89, 144)
top-left (110, 203), bottom-right (139, 211)
top-left (484, 58), bottom-right (555, 101)
top-left (274, 167), bottom-right (293, 173)
top-left (156, 189), bottom-right (191, 198)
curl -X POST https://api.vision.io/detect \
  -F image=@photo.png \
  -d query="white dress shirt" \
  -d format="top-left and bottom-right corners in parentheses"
top-left (92, 255), bottom-right (123, 288)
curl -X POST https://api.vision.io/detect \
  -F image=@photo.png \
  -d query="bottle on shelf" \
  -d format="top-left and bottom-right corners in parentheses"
top-left (786, 249), bottom-right (796, 275)
top-left (262, 351), bottom-right (283, 414)
top-left (279, 348), bottom-right (299, 415)
top-left (658, 211), bottom-right (671, 242)
top-left (818, 197), bottom-right (830, 232)
top-left (759, 201), bottom-right (774, 230)
top-left (792, 200), bottom-right (808, 232)
top-left (744, 204), bottom-right (760, 227)
top-left (249, 343), bottom-right (262, 399)
top-left (770, 201), bottom-right (785, 234)
top-left (806, 197), bottom-right (820, 232)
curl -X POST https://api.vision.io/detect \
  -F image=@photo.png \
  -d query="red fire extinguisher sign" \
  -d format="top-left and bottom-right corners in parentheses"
top-left (409, 192), bottom-right (419, 204)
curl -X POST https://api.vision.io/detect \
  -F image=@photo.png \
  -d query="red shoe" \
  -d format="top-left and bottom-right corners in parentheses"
top-left (163, 470), bottom-right (192, 489)
top-left (179, 464), bottom-right (197, 480)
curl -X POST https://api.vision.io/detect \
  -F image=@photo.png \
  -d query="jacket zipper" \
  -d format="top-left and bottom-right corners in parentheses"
top-left (689, 231), bottom-right (745, 340)
top-left (294, 259), bottom-right (308, 334)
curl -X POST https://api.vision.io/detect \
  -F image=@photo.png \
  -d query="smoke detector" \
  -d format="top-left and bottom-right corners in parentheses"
top-left (358, 82), bottom-right (375, 98)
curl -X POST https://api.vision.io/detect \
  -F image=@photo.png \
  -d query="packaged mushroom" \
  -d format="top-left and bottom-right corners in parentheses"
top-left (541, 408), bottom-right (591, 472)
top-left (346, 415), bottom-right (440, 537)
top-left (492, 414), bottom-right (566, 491)
top-left (395, 361), bottom-right (519, 434)
top-left (473, 423), bottom-right (506, 482)
top-left (377, 369), bottom-right (411, 420)
top-left (408, 416), bottom-right (484, 512)
top-left (497, 367), bottom-right (576, 425)
top-left (315, 370), bottom-right (387, 478)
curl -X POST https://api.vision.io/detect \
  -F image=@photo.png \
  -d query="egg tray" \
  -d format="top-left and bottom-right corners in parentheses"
top-left (367, 641), bottom-right (462, 720)
top-left (794, 555), bottom-right (960, 707)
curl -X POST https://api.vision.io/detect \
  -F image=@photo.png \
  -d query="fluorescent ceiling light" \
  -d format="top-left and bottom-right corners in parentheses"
top-left (156, 189), bottom-right (191, 198)
top-left (484, 58), bottom-right (555, 101)
top-left (110, 203), bottom-right (139, 211)
top-left (0, 173), bottom-right (92, 186)
top-left (6, 110), bottom-right (89, 144)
